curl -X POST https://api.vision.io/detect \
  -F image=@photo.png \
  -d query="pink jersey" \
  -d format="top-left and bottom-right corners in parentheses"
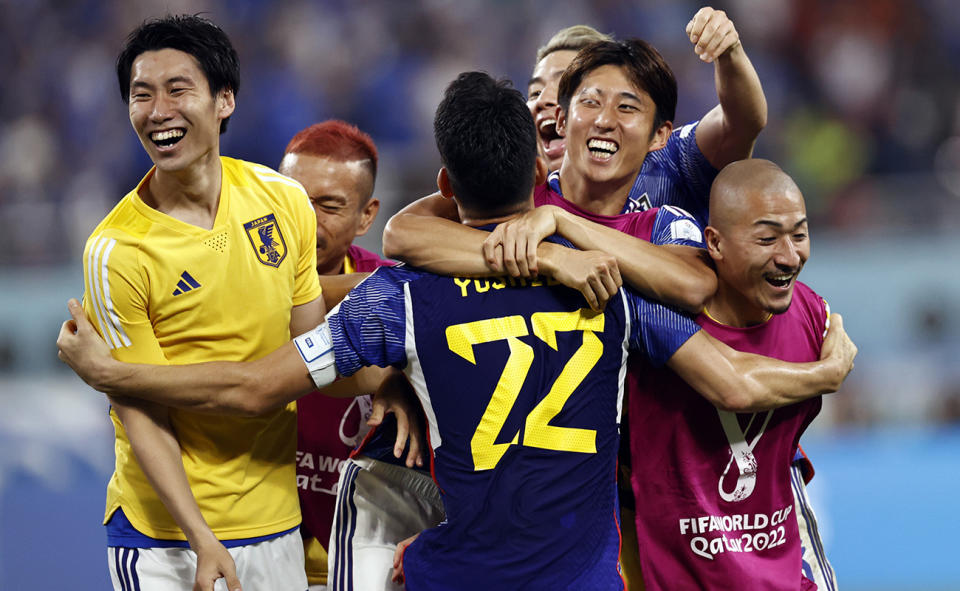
top-left (535, 183), bottom-right (657, 240)
top-left (628, 282), bottom-right (828, 590)
top-left (534, 183), bottom-right (705, 247)
top-left (296, 245), bottom-right (393, 550)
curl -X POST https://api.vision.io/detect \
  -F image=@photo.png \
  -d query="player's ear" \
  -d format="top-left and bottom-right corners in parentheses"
top-left (647, 120), bottom-right (672, 153)
top-left (555, 105), bottom-right (567, 137)
top-left (355, 198), bottom-right (380, 237)
top-left (216, 88), bottom-right (236, 120)
top-left (437, 167), bottom-right (455, 199)
top-left (704, 225), bottom-right (723, 260)
top-left (534, 156), bottom-right (548, 185)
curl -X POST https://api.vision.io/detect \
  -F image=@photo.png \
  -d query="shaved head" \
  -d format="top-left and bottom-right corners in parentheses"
top-left (704, 159), bottom-right (810, 326)
top-left (709, 159), bottom-right (802, 233)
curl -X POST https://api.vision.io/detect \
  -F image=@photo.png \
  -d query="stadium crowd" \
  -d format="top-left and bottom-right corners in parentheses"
top-left (1, 0), bottom-right (959, 267)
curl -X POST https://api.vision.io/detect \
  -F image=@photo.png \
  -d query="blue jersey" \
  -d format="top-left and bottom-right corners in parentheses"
top-left (547, 120), bottom-right (717, 226)
top-left (326, 248), bottom-right (699, 590)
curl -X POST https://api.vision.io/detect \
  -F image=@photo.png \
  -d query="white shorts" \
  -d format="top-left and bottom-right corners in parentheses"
top-left (791, 462), bottom-right (839, 591)
top-left (327, 456), bottom-right (445, 591)
top-left (107, 529), bottom-right (308, 591)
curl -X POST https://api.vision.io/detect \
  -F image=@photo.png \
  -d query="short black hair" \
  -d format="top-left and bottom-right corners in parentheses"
top-left (558, 39), bottom-right (677, 135)
top-left (116, 14), bottom-right (240, 134)
top-left (434, 72), bottom-right (538, 216)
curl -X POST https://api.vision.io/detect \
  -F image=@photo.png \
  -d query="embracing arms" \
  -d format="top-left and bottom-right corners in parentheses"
top-left (669, 314), bottom-right (857, 413)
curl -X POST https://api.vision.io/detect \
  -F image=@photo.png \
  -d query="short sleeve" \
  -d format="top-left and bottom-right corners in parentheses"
top-left (671, 121), bottom-right (719, 205)
top-left (326, 267), bottom-right (414, 376)
top-left (82, 233), bottom-right (168, 365)
top-left (649, 206), bottom-right (705, 247)
top-left (629, 120), bottom-right (719, 225)
top-left (624, 289), bottom-right (700, 367)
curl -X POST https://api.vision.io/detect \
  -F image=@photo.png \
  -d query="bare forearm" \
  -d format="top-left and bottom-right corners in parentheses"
top-left (731, 351), bottom-right (844, 412)
top-left (698, 43), bottom-right (767, 167)
top-left (317, 365), bottom-right (392, 398)
top-left (715, 43), bottom-right (767, 139)
top-left (111, 399), bottom-right (215, 546)
top-left (384, 213), bottom-right (498, 276)
top-left (98, 343), bottom-right (315, 416)
top-left (671, 332), bottom-right (846, 413)
top-left (554, 210), bottom-right (715, 312)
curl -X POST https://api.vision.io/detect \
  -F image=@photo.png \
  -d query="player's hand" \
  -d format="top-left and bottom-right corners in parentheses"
top-left (482, 206), bottom-right (562, 277)
top-left (56, 298), bottom-right (117, 391)
top-left (392, 533), bottom-right (420, 585)
top-left (547, 249), bottom-right (622, 311)
top-left (192, 538), bottom-right (242, 591)
top-left (686, 7), bottom-right (741, 63)
top-left (820, 313), bottom-right (857, 387)
top-left (370, 371), bottom-right (425, 468)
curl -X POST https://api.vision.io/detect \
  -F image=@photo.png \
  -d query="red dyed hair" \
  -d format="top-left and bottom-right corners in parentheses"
top-left (283, 120), bottom-right (378, 178)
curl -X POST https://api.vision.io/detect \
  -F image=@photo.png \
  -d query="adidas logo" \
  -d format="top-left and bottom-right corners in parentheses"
top-left (172, 271), bottom-right (202, 296)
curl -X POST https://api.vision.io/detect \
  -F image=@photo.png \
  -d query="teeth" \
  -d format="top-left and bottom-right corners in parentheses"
top-left (539, 119), bottom-right (556, 131)
top-left (151, 129), bottom-right (184, 141)
top-left (770, 273), bottom-right (792, 281)
top-left (587, 138), bottom-right (618, 153)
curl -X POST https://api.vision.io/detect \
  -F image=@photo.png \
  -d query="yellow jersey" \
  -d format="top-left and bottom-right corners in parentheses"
top-left (83, 156), bottom-right (321, 540)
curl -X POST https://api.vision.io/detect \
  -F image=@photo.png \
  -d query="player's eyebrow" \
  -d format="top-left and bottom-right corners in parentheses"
top-left (578, 87), bottom-right (643, 103)
top-left (165, 75), bottom-right (195, 86)
top-left (755, 217), bottom-right (808, 230)
top-left (313, 194), bottom-right (348, 205)
top-left (528, 75), bottom-right (544, 88)
top-left (130, 75), bottom-right (194, 90)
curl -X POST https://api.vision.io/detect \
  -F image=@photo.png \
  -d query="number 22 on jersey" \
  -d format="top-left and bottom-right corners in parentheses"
top-left (445, 309), bottom-right (605, 471)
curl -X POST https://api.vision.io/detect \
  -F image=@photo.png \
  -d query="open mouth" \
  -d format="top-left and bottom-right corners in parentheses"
top-left (151, 128), bottom-right (185, 149)
top-left (587, 138), bottom-right (618, 160)
top-left (764, 272), bottom-right (795, 289)
top-left (539, 118), bottom-right (565, 159)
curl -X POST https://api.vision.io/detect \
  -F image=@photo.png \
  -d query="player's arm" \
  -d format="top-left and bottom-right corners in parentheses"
top-left (686, 6), bottom-right (767, 169)
top-left (318, 273), bottom-right (370, 308)
top-left (382, 192), bottom-right (500, 276)
top-left (483, 205), bottom-right (716, 313)
top-left (668, 314), bottom-right (857, 412)
top-left (383, 192), bottom-right (621, 307)
top-left (80, 241), bottom-right (239, 589)
top-left (109, 397), bottom-right (241, 590)
top-left (59, 298), bottom-right (353, 414)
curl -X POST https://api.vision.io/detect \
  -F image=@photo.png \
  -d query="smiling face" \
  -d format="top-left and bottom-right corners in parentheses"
top-left (527, 49), bottom-right (578, 171)
top-left (279, 153), bottom-right (377, 275)
top-left (127, 48), bottom-right (234, 174)
top-left (707, 180), bottom-right (810, 324)
top-left (556, 64), bottom-right (670, 197)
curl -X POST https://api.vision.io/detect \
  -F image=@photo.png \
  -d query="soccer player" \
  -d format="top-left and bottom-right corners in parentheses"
top-left (386, 21), bottom-right (834, 590)
top-left (385, 38), bottom-right (721, 314)
top-left (385, 7), bottom-right (764, 264)
top-left (627, 159), bottom-right (833, 590)
top-left (526, 25), bottom-right (613, 171)
top-left (85, 15), bottom-right (323, 590)
top-left (58, 72), bottom-right (856, 591)
top-left (277, 123), bottom-right (443, 591)
top-left (276, 120), bottom-right (422, 591)
top-left (527, 7), bottom-right (765, 221)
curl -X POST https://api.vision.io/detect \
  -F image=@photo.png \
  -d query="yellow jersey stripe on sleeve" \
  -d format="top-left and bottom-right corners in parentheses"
top-left (86, 236), bottom-right (116, 348)
top-left (88, 236), bottom-right (131, 349)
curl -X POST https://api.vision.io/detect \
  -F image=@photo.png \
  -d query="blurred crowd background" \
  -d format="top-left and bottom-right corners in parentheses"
top-left (1, 0), bottom-right (958, 589)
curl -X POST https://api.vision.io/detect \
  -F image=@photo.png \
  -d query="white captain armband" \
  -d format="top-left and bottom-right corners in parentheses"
top-left (293, 321), bottom-right (337, 388)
